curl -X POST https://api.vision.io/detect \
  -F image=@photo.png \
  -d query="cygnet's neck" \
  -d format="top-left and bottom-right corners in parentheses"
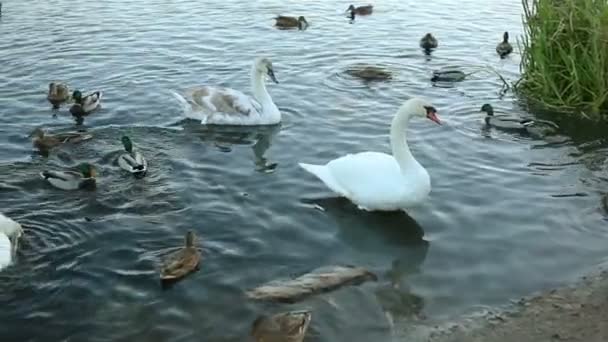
top-left (251, 67), bottom-right (278, 118)
top-left (390, 109), bottom-right (420, 173)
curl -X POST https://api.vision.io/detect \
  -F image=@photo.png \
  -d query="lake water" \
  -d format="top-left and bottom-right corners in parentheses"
top-left (1, 0), bottom-right (608, 341)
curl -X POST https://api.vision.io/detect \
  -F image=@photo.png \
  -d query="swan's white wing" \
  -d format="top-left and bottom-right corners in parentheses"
top-left (0, 233), bottom-right (13, 270)
top-left (301, 152), bottom-right (426, 210)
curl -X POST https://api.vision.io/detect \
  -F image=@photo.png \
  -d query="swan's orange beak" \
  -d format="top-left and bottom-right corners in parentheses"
top-left (425, 106), bottom-right (441, 125)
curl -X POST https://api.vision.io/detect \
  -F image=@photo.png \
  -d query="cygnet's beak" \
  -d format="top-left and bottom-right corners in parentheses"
top-left (425, 106), bottom-right (441, 125)
top-left (267, 69), bottom-right (279, 84)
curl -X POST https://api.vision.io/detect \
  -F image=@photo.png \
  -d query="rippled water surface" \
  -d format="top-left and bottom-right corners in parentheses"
top-left (2, 0), bottom-right (608, 341)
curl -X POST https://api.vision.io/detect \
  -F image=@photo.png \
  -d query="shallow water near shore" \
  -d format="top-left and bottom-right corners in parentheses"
top-left (1, 0), bottom-right (608, 340)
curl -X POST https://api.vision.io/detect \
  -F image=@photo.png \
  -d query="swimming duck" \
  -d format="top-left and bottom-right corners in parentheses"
top-left (47, 82), bottom-right (70, 109)
top-left (40, 163), bottom-right (97, 190)
top-left (29, 127), bottom-right (93, 152)
top-left (347, 4), bottom-right (373, 15)
top-left (160, 231), bottom-right (201, 283)
top-left (496, 31), bottom-right (513, 57)
top-left (299, 98), bottom-right (441, 211)
top-left (480, 104), bottom-right (558, 133)
top-left (420, 33), bottom-right (438, 50)
top-left (0, 213), bottom-right (23, 271)
top-left (69, 90), bottom-right (102, 116)
top-left (251, 311), bottom-right (311, 342)
top-left (117, 136), bottom-right (148, 178)
top-left (274, 16), bottom-right (308, 30)
top-left (179, 57), bottom-right (280, 125)
top-left (345, 65), bottom-right (392, 81)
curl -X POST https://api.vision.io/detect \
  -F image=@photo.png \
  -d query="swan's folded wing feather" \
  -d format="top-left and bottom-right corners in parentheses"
top-left (186, 86), bottom-right (257, 116)
top-left (0, 234), bottom-right (13, 269)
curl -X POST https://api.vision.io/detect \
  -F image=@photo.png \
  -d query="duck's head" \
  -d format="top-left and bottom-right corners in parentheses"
top-left (185, 230), bottom-right (196, 247)
top-left (29, 127), bottom-right (45, 139)
top-left (48, 82), bottom-right (56, 92)
top-left (503, 31), bottom-right (509, 43)
top-left (400, 98), bottom-right (441, 125)
top-left (347, 4), bottom-right (355, 12)
top-left (78, 163), bottom-right (96, 178)
top-left (254, 57), bottom-right (279, 84)
top-left (121, 136), bottom-right (133, 153)
top-left (72, 90), bottom-right (83, 103)
top-left (480, 103), bottom-right (494, 116)
top-left (297, 16), bottom-right (308, 29)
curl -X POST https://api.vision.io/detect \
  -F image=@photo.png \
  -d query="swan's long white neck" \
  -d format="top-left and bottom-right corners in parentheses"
top-left (390, 108), bottom-right (421, 173)
top-left (251, 66), bottom-right (279, 120)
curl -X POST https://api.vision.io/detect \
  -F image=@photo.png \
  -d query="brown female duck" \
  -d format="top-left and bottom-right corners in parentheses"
top-left (251, 311), bottom-right (311, 342)
top-left (345, 65), bottom-right (392, 81)
top-left (420, 33), bottom-right (438, 50)
top-left (496, 31), bottom-right (513, 57)
top-left (347, 4), bottom-right (373, 15)
top-left (274, 16), bottom-right (308, 30)
top-left (160, 231), bottom-right (201, 283)
top-left (47, 82), bottom-right (70, 109)
top-left (29, 127), bottom-right (92, 152)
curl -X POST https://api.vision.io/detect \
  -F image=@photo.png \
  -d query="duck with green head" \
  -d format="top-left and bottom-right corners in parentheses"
top-left (117, 136), bottom-right (148, 178)
top-left (480, 103), bottom-right (558, 134)
top-left (274, 15), bottom-right (309, 30)
top-left (160, 230), bottom-right (202, 284)
top-left (29, 127), bottom-right (93, 153)
top-left (69, 90), bottom-right (102, 117)
top-left (40, 163), bottom-right (97, 190)
top-left (47, 82), bottom-right (71, 109)
top-left (496, 31), bottom-right (513, 57)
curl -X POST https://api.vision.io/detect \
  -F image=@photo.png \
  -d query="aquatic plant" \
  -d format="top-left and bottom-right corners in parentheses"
top-left (517, 0), bottom-right (608, 119)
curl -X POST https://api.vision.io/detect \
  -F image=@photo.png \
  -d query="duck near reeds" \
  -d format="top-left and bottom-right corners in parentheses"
top-left (480, 103), bottom-right (558, 133)
top-left (118, 136), bottom-right (147, 178)
top-left (496, 31), bottom-right (513, 58)
top-left (347, 4), bottom-right (373, 16)
top-left (47, 82), bottom-right (70, 109)
top-left (40, 163), bottom-right (97, 190)
top-left (251, 311), bottom-right (311, 342)
top-left (0, 213), bottom-right (23, 272)
top-left (345, 65), bottom-right (392, 81)
top-left (29, 127), bottom-right (93, 152)
top-left (69, 90), bottom-right (102, 117)
top-left (160, 231), bottom-right (201, 283)
top-left (420, 33), bottom-right (438, 50)
top-left (274, 16), bottom-right (308, 30)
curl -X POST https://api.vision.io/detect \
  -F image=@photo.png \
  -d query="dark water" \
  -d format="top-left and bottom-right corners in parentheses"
top-left (1, 0), bottom-right (608, 341)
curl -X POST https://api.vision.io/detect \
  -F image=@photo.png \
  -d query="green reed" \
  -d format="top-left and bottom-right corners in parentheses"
top-left (517, 0), bottom-right (608, 119)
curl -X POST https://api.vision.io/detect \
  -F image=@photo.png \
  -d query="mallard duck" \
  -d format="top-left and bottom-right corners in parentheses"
top-left (431, 70), bottom-right (467, 82)
top-left (0, 213), bottom-right (23, 271)
top-left (160, 231), bottom-right (201, 283)
top-left (347, 4), bottom-right (373, 15)
top-left (420, 33), bottom-right (438, 50)
top-left (40, 163), bottom-right (97, 190)
top-left (480, 103), bottom-right (558, 133)
top-left (274, 16), bottom-right (308, 30)
top-left (118, 136), bottom-right (148, 178)
top-left (496, 31), bottom-right (513, 58)
top-left (29, 127), bottom-right (93, 152)
top-left (47, 82), bottom-right (70, 109)
top-left (345, 65), bottom-right (392, 81)
top-left (69, 90), bottom-right (102, 116)
top-left (251, 311), bottom-right (311, 342)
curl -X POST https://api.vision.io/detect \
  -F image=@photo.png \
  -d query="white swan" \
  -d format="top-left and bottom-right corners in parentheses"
top-left (299, 98), bottom-right (441, 211)
top-left (0, 213), bottom-right (23, 271)
top-left (181, 57), bottom-right (280, 125)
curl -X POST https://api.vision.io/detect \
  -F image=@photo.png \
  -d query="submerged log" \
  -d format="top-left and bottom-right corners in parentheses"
top-left (246, 265), bottom-right (378, 303)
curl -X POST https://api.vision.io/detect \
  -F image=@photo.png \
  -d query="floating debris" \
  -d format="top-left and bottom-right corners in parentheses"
top-left (246, 265), bottom-right (377, 303)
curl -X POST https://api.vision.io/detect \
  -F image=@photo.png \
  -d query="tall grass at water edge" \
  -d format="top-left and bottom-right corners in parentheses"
top-left (517, 0), bottom-right (608, 120)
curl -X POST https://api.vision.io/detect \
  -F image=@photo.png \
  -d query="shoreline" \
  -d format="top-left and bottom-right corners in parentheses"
top-left (423, 267), bottom-right (608, 342)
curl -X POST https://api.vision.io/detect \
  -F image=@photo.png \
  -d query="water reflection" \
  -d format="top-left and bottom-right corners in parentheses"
top-left (182, 122), bottom-right (280, 172)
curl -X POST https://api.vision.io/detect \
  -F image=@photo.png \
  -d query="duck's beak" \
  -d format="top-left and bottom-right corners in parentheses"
top-left (267, 69), bottom-right (279, 84)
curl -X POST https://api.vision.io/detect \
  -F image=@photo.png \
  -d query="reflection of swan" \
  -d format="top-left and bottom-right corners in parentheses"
top-left (182, 123), bottom-right (280, 172)
top-left (302, 197), bottom-right (429, 319)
